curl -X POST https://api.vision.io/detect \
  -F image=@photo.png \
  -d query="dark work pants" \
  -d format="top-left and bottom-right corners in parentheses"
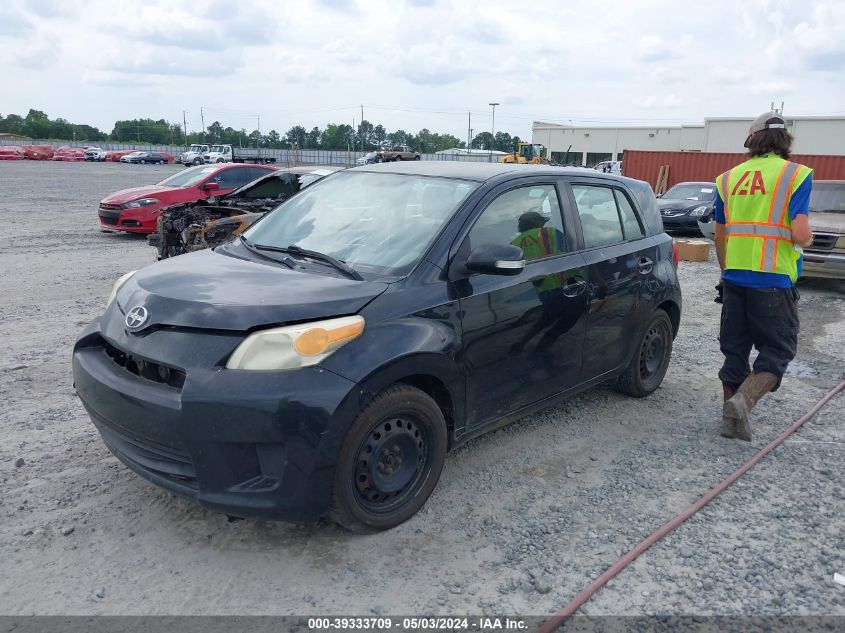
top-left (718, 282), bottom-right (800, 392)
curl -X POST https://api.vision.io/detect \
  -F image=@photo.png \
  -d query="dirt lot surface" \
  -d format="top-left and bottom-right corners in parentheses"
top-left (1, 161), bottom-right (843, 617)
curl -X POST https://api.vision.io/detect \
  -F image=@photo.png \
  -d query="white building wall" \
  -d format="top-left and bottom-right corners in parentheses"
top-left (533, 117), bottom-right (845, 163)
top-left (790, 119), bottom-right (845, 155)
top-left (533, 123), bottom-right (683, 165)
top-left (680, 125), bottom-right (705, 151)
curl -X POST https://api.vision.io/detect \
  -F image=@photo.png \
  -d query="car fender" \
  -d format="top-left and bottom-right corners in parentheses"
top-left (321, 318), bottom-right (465, 439)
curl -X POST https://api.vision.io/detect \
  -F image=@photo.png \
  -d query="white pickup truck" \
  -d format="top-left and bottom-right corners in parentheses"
top-left (180, 144), bottom-right (210, 166)
top-left (204, 144), bottom-right (277, 164)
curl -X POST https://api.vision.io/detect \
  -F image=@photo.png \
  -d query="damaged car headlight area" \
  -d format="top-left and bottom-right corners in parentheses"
top-left (106, 270), bottom-right (135, 307)
top-left (226, 316), bottom-right (365, 371)
top-left (122, 198), bottom-right (159, 209)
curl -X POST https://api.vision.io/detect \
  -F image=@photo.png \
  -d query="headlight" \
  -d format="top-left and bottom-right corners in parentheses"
top-left (690, 205), bottom-right (709, 216)
top-left (226, 316), bottom-right (365, 371)
top-left (123, 198), bottom-right (158, 208)
top-left (107, 270), bottom-right (136, 307)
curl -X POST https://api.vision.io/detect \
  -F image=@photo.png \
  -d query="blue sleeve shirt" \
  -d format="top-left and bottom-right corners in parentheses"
top-left (715, 172), bottom-right (811, 288)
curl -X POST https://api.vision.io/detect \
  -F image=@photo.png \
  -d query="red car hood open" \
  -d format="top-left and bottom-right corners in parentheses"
top-left (101, 185), bottom-right (176, 204)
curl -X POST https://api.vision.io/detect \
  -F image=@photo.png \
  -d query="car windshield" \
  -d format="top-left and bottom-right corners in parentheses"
top-left (364, 152), bottom-right (377, 158)
top-left (663, 184), bottom-right (716, 201)
top-left (244, 171), bottom-right (477, 277)
top-left (809, 183), bottom-right (845, 213)
top-left (157, 165), bottom-right (219, 188)
top-left (210, 145), bottom-right (226, 153)
top-left (189, 145), bottom-right (205, 152)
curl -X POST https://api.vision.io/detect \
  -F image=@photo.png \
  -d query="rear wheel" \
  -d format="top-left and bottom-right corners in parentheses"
top-left (330, 385), bottom-right (447, 532)
top-left (616, 309), bottom-right (673, 397)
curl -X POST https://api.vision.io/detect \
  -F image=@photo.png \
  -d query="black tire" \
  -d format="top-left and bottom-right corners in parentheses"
top-left (616, 309), bottom-right (673, 397)
top-left (414, 155), bottom-right (421, 160)
top-left (330, 385), bottom-right (448, 532)
top-left (193, 158), bottom-right (202, 165)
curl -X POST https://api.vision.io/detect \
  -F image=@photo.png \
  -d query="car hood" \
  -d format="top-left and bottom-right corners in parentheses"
top-left (116, 248), bottom-right (388, 331)
top-left (657, 198), bottom-right (711, 211)
top-left (101, 185), bottom-right (175, 204)
top-left (808, 211), bottom-right (845, 234)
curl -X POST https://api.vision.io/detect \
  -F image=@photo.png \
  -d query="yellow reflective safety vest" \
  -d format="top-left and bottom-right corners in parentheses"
top-left (715, 154), bottom-right (812, 282)
top-left (511, 227), bottom-right (564, 293)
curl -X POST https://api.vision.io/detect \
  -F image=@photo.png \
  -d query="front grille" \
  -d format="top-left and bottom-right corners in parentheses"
top-left (94, 417), bottom-right (197, 490)
top-left (661, 209), bottom-right (685, 217)
top-left (99, 205), bottom-right (121, 226)
top-left (811, 232), bottom-right (838, 251)
top-left (103, 339), bottom-right (186, 389)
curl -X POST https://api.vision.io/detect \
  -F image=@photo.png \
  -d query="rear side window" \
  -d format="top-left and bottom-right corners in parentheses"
top-left (469, 184), bottom-right (567, 261)
top-left (572, 185), bottom-right (644, 248)
top-left (614, 190), bottom-right (644, 239)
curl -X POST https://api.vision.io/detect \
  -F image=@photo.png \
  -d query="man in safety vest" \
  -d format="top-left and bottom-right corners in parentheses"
top-left (714, 112), bottom-right (814, 441)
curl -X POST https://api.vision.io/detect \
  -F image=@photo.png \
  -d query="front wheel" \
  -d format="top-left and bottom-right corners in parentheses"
top-left (615, 309), bottom-right (673, 397)
top-left (414, 155), bottom-right (421, 160)
top-left (330, 385), bottom-right (448, 532)
top-left (193, 158), bottom-right (202, 165)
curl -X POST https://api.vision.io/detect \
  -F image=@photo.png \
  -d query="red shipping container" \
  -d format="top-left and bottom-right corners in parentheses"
top-left (622, 150), bottom-right (845, 191)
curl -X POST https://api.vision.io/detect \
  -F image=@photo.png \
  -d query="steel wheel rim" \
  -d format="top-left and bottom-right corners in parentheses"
top-left (353, 416), bottom-right (431, 515)
top-left (640, 325), bottom-right (665, 379)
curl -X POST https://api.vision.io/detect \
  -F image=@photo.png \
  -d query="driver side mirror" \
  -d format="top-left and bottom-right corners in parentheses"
top-left (202, 182), bottom-right (220, 192)
top-left (466, 243), bottom-right (525, 276)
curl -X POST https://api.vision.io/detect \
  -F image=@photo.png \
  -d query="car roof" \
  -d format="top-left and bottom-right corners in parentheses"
top-left (669, 181), bottom-right (714, 187)
top-left (352, 161), bottom-right (635, 183)
top-left (814, 180), bottom-right (845, 185)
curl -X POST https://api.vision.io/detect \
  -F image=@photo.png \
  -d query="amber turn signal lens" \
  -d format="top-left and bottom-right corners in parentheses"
top-left (294, 321), bottom-right (364, 356)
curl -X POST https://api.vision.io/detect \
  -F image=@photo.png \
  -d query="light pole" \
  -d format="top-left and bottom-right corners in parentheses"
top-left (488, 102), bottom-right (499, 162)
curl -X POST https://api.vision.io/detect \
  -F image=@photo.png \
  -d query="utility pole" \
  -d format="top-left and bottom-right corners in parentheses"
top-left (200, 107), bottom-right (206, 142)
top-left (137, 122), bottom-right (140, 143)
top-left (183, 110), bottom-right (188, 146)
top-left (488, 102), bottom-right (499, 162)
top-left (467, 111), bottom-right (471, 152)
top-left (361, 104), bottom-right (365, 150)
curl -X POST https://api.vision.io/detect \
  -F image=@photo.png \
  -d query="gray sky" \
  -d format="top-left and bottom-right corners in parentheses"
top-left (2, 0), bottom-right (844, 139)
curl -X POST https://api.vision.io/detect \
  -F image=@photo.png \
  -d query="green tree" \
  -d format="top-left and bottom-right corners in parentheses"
top-left (372, 124), bottom-right (386, 148)
top-left (0, 114), bottom-right (25, 134)
top-left (23, 109), bottom-right (52, 139)
top-left (306, 126), bottom-right (321, 148)
top-left (285, 125), bottom-right (307, 148)
top-left (471, 131), bottom-right (493, 150)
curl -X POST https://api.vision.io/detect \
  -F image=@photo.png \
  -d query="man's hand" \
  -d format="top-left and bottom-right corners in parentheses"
top-left (715, 281), bottom-right (724, 304)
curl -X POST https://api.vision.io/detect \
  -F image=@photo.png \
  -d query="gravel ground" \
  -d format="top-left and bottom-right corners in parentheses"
top-left (1, 160), bottom-right (843, 618)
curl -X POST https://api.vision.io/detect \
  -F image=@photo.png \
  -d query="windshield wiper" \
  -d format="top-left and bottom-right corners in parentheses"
top-left (238, 236), bottom-right (295, 269)
top-left (249, 243), bottom-right (363, 280)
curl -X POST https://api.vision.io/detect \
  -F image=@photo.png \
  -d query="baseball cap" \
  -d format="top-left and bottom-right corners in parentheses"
top-left (744, 112), bottom-right (787, 147)
top-left (518, 211), bottom-right (548, 228)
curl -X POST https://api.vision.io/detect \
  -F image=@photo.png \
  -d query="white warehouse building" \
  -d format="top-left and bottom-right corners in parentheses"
top-left (531, 116), bottom-right (845, 167)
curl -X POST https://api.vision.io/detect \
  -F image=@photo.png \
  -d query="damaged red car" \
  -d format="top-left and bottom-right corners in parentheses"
top-left (97, 163), bottom-right (277, 233)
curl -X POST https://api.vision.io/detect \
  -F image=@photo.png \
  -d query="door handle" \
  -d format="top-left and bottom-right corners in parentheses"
top-left (637, 257), bottom-right (654, 274)
top-left (561, 278), bottom-right (587, 297)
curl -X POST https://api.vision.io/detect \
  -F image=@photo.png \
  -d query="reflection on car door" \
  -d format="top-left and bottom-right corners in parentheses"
top-left (566, 181), bottom-right (657, 377)
top-left (454, 181), bottom-right (589, 429)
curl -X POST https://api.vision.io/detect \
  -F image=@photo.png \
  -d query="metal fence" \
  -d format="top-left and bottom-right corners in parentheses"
top-left (0, 139), bottom-right (502, 166)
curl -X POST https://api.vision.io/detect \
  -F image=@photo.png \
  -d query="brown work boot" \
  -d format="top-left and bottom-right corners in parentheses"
top-left (720, 384), bottom-right (737, 438)
top-left (722, 372), bottom-right (778, 442)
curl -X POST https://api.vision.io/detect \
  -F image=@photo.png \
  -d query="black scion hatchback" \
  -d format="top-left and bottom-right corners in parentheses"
top-left (73, 163), bottom-right (682, 532)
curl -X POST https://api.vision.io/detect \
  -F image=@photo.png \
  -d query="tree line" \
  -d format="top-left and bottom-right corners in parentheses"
top-left (0, 109), bottom-right (523, 153)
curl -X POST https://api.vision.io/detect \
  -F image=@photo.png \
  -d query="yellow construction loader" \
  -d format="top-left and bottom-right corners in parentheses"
top-left (500, 142), bottom-right (549, 164)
